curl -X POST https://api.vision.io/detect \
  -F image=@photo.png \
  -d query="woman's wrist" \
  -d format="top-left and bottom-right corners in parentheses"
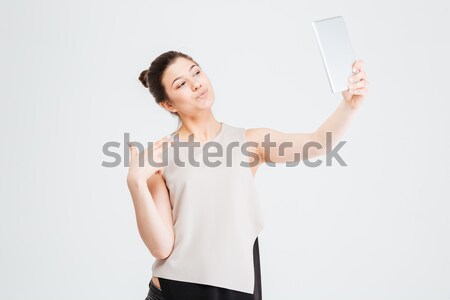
top-left (341, 97), bottom-right (360, 111)
top-left (127, 175), bottom-right (148, 191)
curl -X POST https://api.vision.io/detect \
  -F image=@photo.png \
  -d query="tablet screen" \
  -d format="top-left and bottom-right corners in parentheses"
top-left (312, 16), bottom-right (356, 93)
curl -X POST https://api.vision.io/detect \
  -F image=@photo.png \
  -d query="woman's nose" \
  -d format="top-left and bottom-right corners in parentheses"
top-left (192, 80), bottom-right (201, 90)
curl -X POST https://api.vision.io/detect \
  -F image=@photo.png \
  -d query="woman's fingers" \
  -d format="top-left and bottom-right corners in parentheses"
top-left (128, 136), bottom-right (172, 167)
top-left (349, 79), bottom-right (369, 90)
top-left (152, 136), bottom-right (172, 161)
top-left (127, 142), bottom-right (136, 157)
top-left (348, 60), bottom-right (369, 93)
top-left (352, 59), bottom-right (364, 73)
top-left (350, 87), bottom-right (368, 95)
top-left (153, 136), bottom-right (172, 160)
top-left (348, 71), bottom-right (366, 83)
top-left (128, 142), bottom-right (138, 167)
top-left (153, 135), bottom-right (172, 150)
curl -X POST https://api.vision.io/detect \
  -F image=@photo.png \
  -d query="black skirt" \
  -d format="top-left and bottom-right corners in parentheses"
top-left (146, 237), bottom-right (262, 300)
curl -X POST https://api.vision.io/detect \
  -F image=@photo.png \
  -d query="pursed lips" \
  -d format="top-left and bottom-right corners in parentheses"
top-left (197, 89), bottom-right (208, 99)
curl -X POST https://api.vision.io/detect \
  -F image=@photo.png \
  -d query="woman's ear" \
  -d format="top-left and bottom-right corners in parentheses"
top-left (160, 100), bottom-right (177, 113)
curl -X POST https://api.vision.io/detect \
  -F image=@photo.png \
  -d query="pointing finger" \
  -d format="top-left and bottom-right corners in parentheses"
top-left (153, 135), bottom-right (172, 149)
top-left (352, 60), bottom-right (364, 74)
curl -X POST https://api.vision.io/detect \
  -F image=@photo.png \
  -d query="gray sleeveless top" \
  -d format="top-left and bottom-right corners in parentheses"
top-left (152, 122), bottom-right (266, 294)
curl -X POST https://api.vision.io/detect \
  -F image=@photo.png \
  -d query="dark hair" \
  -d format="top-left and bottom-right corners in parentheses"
top-left (139, 51), bottom-right (200, 129)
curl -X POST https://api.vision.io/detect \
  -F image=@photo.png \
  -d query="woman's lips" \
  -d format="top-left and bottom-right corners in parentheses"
top-left (197, 89), bottom-right (208, 99)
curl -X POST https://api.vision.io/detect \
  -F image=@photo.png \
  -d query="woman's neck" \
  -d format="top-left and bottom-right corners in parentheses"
top-left (176, 119), bottom-right (222, 143)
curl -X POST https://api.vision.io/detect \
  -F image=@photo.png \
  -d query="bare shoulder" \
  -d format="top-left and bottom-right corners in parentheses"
top-left (244, 128), bottom-right (272, 165)
top-left (244, 127), bottom-right (271, 143)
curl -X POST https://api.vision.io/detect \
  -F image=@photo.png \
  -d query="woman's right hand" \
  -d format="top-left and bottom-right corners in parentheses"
top-left (127, 135), bottom-right (171, 186)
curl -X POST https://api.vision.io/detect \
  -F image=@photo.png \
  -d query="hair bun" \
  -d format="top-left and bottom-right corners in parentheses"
top-left (139, 70), bottom-right (149, 88)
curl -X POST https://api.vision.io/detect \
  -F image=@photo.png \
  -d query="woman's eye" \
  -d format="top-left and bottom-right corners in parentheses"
top-left (176, 71), bottom-right (200, 88)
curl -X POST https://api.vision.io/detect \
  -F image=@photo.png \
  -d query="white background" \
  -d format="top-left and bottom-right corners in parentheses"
top-left (1, 0), bottom-right (449, 299)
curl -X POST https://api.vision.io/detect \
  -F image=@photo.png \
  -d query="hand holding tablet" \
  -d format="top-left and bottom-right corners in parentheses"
top-left (312, 16), bottom-right (369, 107)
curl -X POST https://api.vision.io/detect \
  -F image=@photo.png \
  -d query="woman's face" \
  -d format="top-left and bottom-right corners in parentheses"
top-left (161, 57), bottom-right (215, 116)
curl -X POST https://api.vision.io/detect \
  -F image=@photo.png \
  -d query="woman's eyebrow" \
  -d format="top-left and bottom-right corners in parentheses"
top-left (171, 64), bottom-right (198, 87)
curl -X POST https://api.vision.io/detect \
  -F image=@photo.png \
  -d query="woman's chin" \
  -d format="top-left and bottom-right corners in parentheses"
top-left (196, 95), bottom-right (213, 106)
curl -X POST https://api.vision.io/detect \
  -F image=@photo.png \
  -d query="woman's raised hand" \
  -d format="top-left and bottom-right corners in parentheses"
top-left (127, 135), bottom-right (172, 185)
top-left (341, 60), bottom-right (369, 109)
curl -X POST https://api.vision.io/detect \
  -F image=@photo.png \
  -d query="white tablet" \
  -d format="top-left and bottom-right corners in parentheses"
top-left (312, 16), bottom-right (356, 94)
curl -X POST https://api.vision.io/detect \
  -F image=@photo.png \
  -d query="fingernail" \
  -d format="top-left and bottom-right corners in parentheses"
top-left (352, 68), bottom-right (356, 73)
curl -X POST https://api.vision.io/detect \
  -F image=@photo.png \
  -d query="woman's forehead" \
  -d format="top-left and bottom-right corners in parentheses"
top-left (164, 58), bottom-right (199, 84)
top-left (168, 58), bottom-right (197, 75)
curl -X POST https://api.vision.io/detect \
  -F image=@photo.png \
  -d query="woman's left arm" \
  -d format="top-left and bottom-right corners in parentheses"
top-left (246, 60), bottom-right (369, 165)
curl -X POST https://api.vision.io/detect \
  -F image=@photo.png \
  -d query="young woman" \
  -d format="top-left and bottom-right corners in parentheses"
top-left (128, 51), bottom-right (369, 300)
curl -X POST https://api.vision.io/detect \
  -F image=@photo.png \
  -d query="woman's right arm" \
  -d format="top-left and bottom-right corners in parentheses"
top-left (128, 175), bottom-right (174, 260)
top-left (127, 135), bottom-right (174, 259)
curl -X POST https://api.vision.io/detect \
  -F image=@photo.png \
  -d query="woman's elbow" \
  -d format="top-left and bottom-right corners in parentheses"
top-left (152, 238), bottom-right (175, 260)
